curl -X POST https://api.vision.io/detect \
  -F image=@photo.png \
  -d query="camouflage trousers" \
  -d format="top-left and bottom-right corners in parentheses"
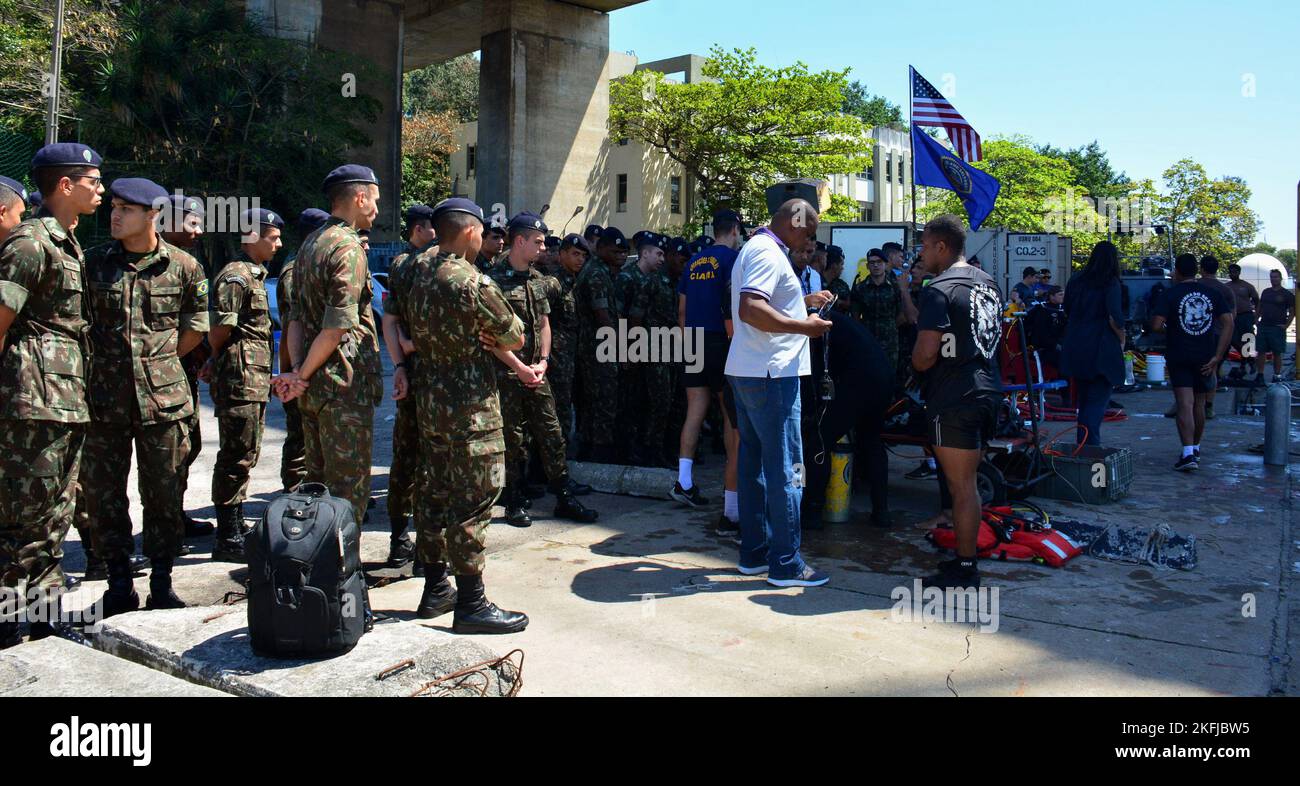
top-left (414, 400), bottom-right (503, 577)
top-left (0, 421), bottom-right (83, 597)
top-left (212, 401), bottom-right (266, 507)
top-left (499, 377), bottom-right (568, 489)
top-left (576, 351), bottom-right (618, 449)
top-left (299, 394), bottom-right (374, 528)
top-left (82, 419), bottom-right (187, 563)
top-left (280, 398), bottom-right (307, 492)
top-left (177, 373), bottom-right (201, 500)
top-left (618, 361), bottom-right (645, 457)
top-left (642, 361), bottom-right (674, 459)
top-left (549, 348), bottom-right (576, 444)
top-left (387, 394), bottom-right (420, 522)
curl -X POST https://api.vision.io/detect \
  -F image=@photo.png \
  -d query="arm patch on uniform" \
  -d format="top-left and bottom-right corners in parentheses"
top-left (196, 280), bottom-right (209, 297)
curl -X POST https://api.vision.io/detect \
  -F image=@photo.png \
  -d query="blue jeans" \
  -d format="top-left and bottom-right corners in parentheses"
top-left (728, 374), bottom-right (806, 579)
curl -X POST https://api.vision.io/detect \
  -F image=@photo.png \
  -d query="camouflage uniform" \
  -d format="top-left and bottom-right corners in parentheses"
top-left (851, 276), bottom-right (902, 373)
top-left (573, 257), bottom-right (619, 453)
top-left (209, 256), bottom-right (272, 507)
top-left (400, 250), bottom-right (523, 576)
top-left (291, 218), bottom-right (383, 526)
top-left (828, 277), bottom-right (852, 314)
top-left (613, 264), bottom-right (645, 458)
top-left (544, 268), bottom-right (578, 441)
top-left (82, 239), bottom-right (209, 563)
top-left (0, 213), bottom-right (89, 598)
top-left (383, 243), bottom-right (423, 522)
top-left (276, 257), bottom-right (306, 491)
top-left (487, 260), bottom-right (569, 491)
top-left (629, 268), bottom-right (676, 461)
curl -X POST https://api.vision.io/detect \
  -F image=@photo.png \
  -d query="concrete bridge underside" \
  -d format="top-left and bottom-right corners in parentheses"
top-left (249, 0), bottom-right (644, 239)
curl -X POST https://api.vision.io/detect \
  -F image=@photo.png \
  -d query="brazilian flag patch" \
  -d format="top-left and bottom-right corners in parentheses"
top-left (196, 280), bottom-right (209, 297)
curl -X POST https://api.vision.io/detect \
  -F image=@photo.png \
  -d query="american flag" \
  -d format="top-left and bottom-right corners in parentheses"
top-left (911, 66), bottom-right (983, 162)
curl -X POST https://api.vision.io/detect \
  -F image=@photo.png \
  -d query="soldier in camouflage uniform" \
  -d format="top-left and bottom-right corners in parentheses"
top-left (0, 144), bottom-right (101, 646)
top-left (207, 208), bottom-right (282, 562)
top-left (276, 208), bottom-right (328, 493)
top-left (487, 213), bottom-right (598, 527)
top-left (622, 234), bottom-right (667, 466)
top-left (399, 197), bottom-right (528, 634)
top-left (546, 233), bottom-right (589, 447)
top-left (0, 175), bottom-right (29, 249)
top-left (851, 252), bottom-right (912, 376)
top-left (630, 235), bottom-right (677, 468)
top-left (475, 222), bottom-right (506, 274)
top-left (379, 204), bottom-right (437, 572)
top-left (161, 193), bottom-right (215, 541)
top-left (277, 166), bottom-right (383, 528)
top-left (573, 226), bottom-right (627, 463)
top-left (825, 245), bottom-right (851, 315)
top-left (82, 177), bottom-right (210, 615)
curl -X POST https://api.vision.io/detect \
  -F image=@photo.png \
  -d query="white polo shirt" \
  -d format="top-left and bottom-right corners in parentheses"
top-left (725, 229), bottom-right (810, 379)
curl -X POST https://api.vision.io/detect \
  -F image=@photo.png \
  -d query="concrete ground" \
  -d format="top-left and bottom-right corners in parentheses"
top-left (6, 364), bottom-right (1296, 696)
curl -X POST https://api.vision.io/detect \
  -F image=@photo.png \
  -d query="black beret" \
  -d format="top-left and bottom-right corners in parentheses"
top-left (638, 232), bottom-right (667, 251)
top-left (321, 164), bottom-right (378, 192)
top-left (583, 224), bottom-right (603, 237)
top-left (404, 204), bottom-right (435, 226)
top-left (560, 233), bottom-right (590, 254)
top-left (484, 222), bottom-right (507, 237)
top-left (695, 234), bottom-right (715, 247)
top-left (670, 236), bottom-right (690, 254)
top-left (544, 235), bottom-right (561, 249)
top-left (108, 177), bottom-right (168, 208)
top-left (431, 197), bottom-right (484, 224)
top-left (170, 193), bottom-right (205, 217)
top-left (815, 241), bottom-right (827, 253)
top-left (0, 176), bottom-right (29, 205)
top-left (298, 208), bottom-right (330, 232)
top-left (31, 142), bottom-right (102, 170)
top-left (599, 226), bottom-right (629, 249)
top-left (711, 209), bottom-right (745, 227)
top-left (827, 245), bottom-right (845, 264)
top-left (631, 230), bottom-right (651, 247)
top-left (506, 211), bottom-right (548, 234)
top-left (242, 207), bottom-right (285, 230)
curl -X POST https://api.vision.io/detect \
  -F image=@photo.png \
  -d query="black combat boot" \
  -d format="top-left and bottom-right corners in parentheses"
top-left (565, 478), bottom-right (593, 496)
top-left (99, 556), bottom-right (140, 618)
top-left (144, 559), bottom-right (187, 610)
top-left (415, 562), bottom-right (457, 619)
top-left (27, 589), bottom-right (75, 641)
top-left (84, 550), bottom-right (147, 582)
top-left (0, 620), bottom-right (20, 649)
top-left (504, 486), bottom-right (532, 528)
top-left (451, 574), bottom-right (528, 635)
top-left (237, 502), bottom-right (255, 536)
top-left (211, 505), bottom-right (247, 562)
top-left (183, 513), bottom-right (214, 538)
top-left (388, 519), bottom-right (415, 569)
top-left (553, 486), bottom-right (599, 523)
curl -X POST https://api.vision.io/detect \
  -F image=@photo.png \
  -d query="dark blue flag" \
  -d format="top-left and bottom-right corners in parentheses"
top-left (911, 125), bottom-right (1000, 230)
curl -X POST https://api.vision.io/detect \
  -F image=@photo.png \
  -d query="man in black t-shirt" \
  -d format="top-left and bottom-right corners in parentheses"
top-left (912, 215), bottom-right (1003, 590)
top-left (1152, 254), bottom-right (1233, 471)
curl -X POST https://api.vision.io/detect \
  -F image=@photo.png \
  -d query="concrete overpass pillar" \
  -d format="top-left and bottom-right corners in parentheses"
top-left (476, 0), bottom-right (611, 228)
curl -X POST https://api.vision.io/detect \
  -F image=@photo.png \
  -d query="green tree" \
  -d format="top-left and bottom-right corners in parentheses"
top-left (609, 46), bottom-right (873, 222)
top-left (1158, 159), bottom-right (1259, 261)
top-left (1037, 140), bottom-right (1127, 200)
top-left (919, 136), bottom-right (1107, 248)
top-left (401, 110), bottom-right (459, 208)
top-left (821, 193), bottom-right (861, 223)
top-left (840, 80), bottom-right (905, 130)
top-left (77, 1), bottom-right (380, 225)
top-left (403, 54), bottom-right (479, 121)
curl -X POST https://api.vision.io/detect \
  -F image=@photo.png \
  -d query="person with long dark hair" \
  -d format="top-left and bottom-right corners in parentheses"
top-left (1059, 242), bottom-right (1126, 445)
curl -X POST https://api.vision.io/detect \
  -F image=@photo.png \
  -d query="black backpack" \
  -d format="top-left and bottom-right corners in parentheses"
top-left (246, 483), bottom-right (372, 657)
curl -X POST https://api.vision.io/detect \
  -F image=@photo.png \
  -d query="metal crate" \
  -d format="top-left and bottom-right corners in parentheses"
top-left (1034, 442), bottom-right (1134, 504)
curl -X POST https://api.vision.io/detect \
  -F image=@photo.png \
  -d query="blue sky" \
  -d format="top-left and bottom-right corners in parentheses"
top-left (609, 0), bottom-right (1298, 248)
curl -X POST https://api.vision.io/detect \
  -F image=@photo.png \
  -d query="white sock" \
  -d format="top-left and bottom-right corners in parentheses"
top-left (927, 457), bottom-right (937, 469)
top-left (1192, 444), bottom-right (1200, 453)
top-left (678, 458), bottom-right (693, 490)
top-left (1182, 446), bottom-right (1195, 458)
top-left (724, 490), bottom-right (738, 522)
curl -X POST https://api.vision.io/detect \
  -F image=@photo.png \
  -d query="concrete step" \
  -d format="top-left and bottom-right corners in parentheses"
top-left (2, 635), bottom-right (229, 697)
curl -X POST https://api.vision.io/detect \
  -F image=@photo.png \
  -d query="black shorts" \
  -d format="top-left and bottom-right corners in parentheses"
top-left (722, 377), bottom-right (738, 426)
top-left (682, 331), bottom-right (729, 393)
top-left (927, 398), bottom-right (997, 451)
top-left (1232, 312), bottom-right (1256, 350)
top-left (1168, 360), bottom-right (1216, 393)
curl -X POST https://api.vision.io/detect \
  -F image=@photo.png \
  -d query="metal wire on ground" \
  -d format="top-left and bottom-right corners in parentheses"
top-left (409, 648), bottom-right (525, 697)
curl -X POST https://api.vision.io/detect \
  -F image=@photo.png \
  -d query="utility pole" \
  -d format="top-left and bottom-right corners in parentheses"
top-left (44, 0), bottom-right (66, 145)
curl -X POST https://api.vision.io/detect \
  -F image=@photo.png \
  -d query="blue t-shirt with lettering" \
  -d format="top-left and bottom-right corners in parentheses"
top-left (678, 244), bottom-right (739, 333)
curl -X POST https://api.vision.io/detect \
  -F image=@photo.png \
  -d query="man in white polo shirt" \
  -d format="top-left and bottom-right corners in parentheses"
top-left (725, 199), bottom-right (833, 587)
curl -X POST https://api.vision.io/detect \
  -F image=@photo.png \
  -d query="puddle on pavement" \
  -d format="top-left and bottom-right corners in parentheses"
top-left (801, 526), bottom-right (936, 574)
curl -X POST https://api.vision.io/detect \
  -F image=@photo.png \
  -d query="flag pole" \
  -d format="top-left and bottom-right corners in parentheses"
top-left (908, 66), bottom-right (918, 236)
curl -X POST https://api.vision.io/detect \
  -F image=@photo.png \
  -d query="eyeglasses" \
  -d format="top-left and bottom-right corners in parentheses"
top-left (73, 175), bottom-right (102, 186)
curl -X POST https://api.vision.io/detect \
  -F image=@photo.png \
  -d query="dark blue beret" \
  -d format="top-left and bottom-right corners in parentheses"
top-left (242, 207), bottom-right (285, 230)
top-left (31, 142), bottom-right (102, 170)
top-left (599, 226), bottom-right (629, 249)
top-left (815, 241), bottom-right (827, 252)
top-left (544, 235), bottom-right (561, 249)
top-left (631, 231), bottom-right (651, 247)
top-left (695, 234), bottom-right (715, 247)
top-left (404, 204), bottom-right (435, 226)
top-left (583, 224), bottom-right (604, 238)
top-left (711, 209), bottom-right (745, 227)
top-left (669, 237), bottom-right (690, 255)
top-left (0, 176), bottom-right (29, 205)
top-left (827, 245), bottom-right (845, 264)
top-left (507, 211), bottom-right (548, 234)
top-left (560, 234), bottom-right (590, 254)
top-left (431, 197), bottom-right (484, 224)
top-left (170, 193), bottom-right (204, 217)
top-left (484, 221), bottom-right (507, 236)
top-left (636, 232), bottom-right (667, 251)
top-left (28, 191), bottom-right (42, 210)
top-left (109, 177), bottom-right (168, 208)
top-left (321, 164), bottom-right (378, 192)
top-left (298, 208), bottom-right (330, 232)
